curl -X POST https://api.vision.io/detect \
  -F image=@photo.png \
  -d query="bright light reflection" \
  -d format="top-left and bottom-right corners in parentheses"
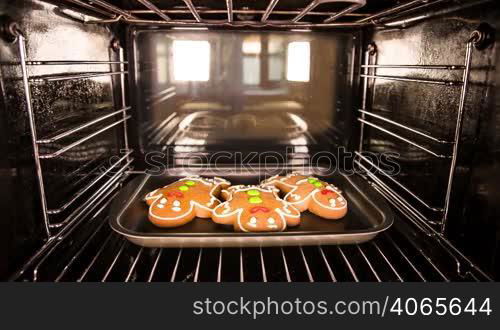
top-left (173, 40), bottom-right (210, 81)
top-left (287, 41), bottom-right (310, 82)
top-left (242, 42), bottom-right (261, 54)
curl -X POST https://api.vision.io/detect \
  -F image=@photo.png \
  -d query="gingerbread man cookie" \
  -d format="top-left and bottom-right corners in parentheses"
top-left (262, 173), bottom-right (348, 220)
top-left (144, 176), bottom-right (230, 228)
top-left (212, 185), bottom-right (301, 232)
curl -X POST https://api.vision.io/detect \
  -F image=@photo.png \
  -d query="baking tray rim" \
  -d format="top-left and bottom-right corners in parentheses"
top-left (109, 172), bottom-right (394, 238)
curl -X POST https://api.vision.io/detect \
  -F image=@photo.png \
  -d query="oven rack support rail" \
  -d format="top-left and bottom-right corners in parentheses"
top-left (54, 0), bottom-right (490, 28)
top-left (16, 33), bottom-right (133, 239)
top-left (357, 35), bottom-right (478, 235)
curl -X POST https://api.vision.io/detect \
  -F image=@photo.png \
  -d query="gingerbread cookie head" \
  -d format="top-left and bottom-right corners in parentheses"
top-left (212, 185), bottom-right (300, 232)
top-left (144, 176), bottom-right (230, 228)
top-left (262, 173), bottom-right (347, 220)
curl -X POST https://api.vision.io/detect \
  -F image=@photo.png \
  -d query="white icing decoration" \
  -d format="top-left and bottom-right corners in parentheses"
top-left (172, 206), bottom-right (181, 212)
top-left (173, 200), bottom-right (180, 206)
top-left (160, 198), bottom-right (167, 204)
top-left (222, 203), bottom-right (231, 214)
top-left (268, 217), bottom-right (276, 224)
top-left (157, 204), bottom-right (164, 209)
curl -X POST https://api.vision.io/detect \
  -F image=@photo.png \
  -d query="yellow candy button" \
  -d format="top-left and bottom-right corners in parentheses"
top-left (248, 196), bottom-right (263, 204)
top-left (247, 189), bottom-right (260, 196)
top-left (179, 185), bottom-right (189, 191)
top-left (185, 181), bottom-right (196, 186)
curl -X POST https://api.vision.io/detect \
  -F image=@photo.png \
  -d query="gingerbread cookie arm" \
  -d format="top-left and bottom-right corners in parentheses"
top-left (275, 201), bottom-right (301, 227)
top-left (144, 188), bottom-right (164, 206)
top-left (212, 201), bottom-right (242, 225)
top-left (188, 176), bottom-right (230, 218)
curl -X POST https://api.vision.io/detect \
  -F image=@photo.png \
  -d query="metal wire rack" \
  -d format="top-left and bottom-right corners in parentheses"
top-left (16, 34), bottom-right (133, 238)
top-left (55, 0), bottom-right (458, 28)
top-left (8, 177), bottom-right (490, 282)
top-left (357, 38), bottom-right (475, 234)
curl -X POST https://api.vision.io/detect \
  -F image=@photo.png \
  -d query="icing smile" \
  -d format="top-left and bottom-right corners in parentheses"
top-left (250, 206), bottom-right (270, 214)
top-left (166, 191), bottom-right (184, 198)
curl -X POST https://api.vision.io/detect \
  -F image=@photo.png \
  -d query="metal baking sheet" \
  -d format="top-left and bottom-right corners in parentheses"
top-left (109, 168), bottom-right (394, 247)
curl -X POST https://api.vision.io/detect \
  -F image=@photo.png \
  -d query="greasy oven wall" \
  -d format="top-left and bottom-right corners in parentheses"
top-left (362, 2), bottom-right (500, 277)
top-left (0, 0), bottom-right (124, 279)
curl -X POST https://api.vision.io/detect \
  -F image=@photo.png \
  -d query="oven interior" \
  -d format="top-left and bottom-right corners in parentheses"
top-left (1, 0), bottom-right (499, 282)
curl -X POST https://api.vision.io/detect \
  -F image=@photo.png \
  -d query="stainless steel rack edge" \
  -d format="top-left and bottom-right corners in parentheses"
top-left (357, 37), bottom-right (475, 234)
top-left (17, 34), bottom-right (133, 238)
top-left (54, 0), bottom-right (485, 28)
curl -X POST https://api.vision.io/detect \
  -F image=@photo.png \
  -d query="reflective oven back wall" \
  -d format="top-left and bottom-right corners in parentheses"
top-left (129, 29), bottom-right (359, 164)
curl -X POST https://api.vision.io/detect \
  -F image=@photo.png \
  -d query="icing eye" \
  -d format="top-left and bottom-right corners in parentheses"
top-left (268, 218), bottom-right (276, 224)
top-left (246, 189), bottom-right (260, 196)
top-left (179, 185), bottom-right (189, 191)
top-left (248, 196), bottom-right (263, 204)
top-left (249, 217), bottom-right (257, 224)
top-left (173, 200), bottom-right (181, 206)
top-left (185, 181), bottom-right (196, 186)
top-left (160, 198), bottom-right (167, 204)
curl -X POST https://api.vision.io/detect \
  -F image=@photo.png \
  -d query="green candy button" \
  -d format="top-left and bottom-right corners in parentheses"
top-left (314, 182), bottom-right (323, 188)
top-left (248, 196), bottom-right (263, 204)
top-left (179, 185), bottom-right (189, 191)
top-left (185, 180), bottom-right (196, 186)
top-left (307, 178), bottom-right (317, 184)
top-left (246, 189), bottom-right (260, 196)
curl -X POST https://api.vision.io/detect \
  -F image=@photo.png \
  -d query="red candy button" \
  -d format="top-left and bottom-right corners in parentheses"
top-left (321, 189), bottom-right (334, 195)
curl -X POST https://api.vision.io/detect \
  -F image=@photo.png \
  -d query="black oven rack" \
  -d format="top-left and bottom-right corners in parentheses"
top-left (8, 173), bottom-right (491, 282)
top-left (56, 0), bottom-right (454, 28)
top-left (357, 38), bottom-right (476, 234)
top-left (16, 34), bottom-right (133, 237)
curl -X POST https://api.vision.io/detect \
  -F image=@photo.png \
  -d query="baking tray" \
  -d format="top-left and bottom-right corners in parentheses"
top-left (109, 168), bottom-right (394, 247)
